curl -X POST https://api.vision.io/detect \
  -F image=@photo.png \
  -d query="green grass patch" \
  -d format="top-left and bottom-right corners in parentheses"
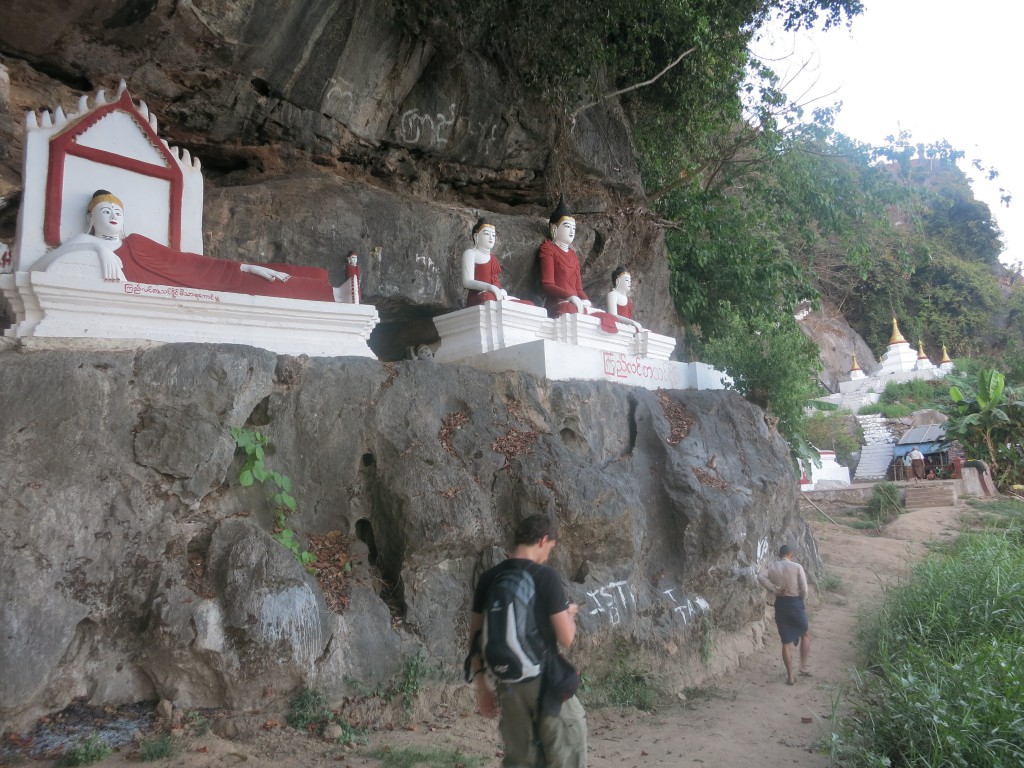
top-left (831, 531), bottom-right (1024, 766)
top-left (583, 638), bottom-right (661, 711)
top-left (391, 649), bottom-right (433, 710)
top-left (183, 710), bottom-right (209, 736)
top-left (139, 733), bottom-right (176, 761)
top-left (334, 721), bottom-right (368, 746)
top-left (368, 745), bottom-right (482, 768)
top-left (857, 402), bottom-right (913, 418)
top-left (55, 734), bottom-right (112, 767)
top-left (817, 569), bottom-right (844, 593)
top-left (879, 378), bottom-right (949, 410)
top-left (967, 496), bottom-right (1024, 520)
top-left (286, 687), bottom-right (333, 733)
top-left (866, 481), bottom-right (903, 524)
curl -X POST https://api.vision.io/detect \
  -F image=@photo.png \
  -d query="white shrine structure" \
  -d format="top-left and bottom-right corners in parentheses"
top-left (798, 449), bottom-right (851, 490)
top-left (432, 292), bottom-right (729, 392)
top-left (0, 81), bottom-right (377, 357)
top-left (816, 317), bottom-right (954, 411)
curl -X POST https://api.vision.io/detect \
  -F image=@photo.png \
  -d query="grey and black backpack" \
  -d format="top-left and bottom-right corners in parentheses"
top-left (476, 565), bottom-right (546, 683)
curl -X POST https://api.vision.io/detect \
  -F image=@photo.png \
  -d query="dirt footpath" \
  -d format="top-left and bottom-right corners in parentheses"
top-left (22, 504), bottom-right (963, 768)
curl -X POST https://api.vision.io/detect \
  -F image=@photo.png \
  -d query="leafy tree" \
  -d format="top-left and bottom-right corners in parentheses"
top-left (907, 249), bottom-right (1002, 356)
top-left (946, 369), bottom-right (1023, 489)
top-left (918, 169), bottom-right (1004, 265)
top-left (803, 410), bottom-right (862, 467)
top-left (698, 308), bottom-right (822, 442)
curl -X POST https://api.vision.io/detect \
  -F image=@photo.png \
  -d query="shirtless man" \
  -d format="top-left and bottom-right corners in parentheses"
top-left (758, 544), bottom-right (811, 685)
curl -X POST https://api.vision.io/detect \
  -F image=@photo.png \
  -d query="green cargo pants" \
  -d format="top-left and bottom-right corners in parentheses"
top-left (498, 677), bottom-right (587, 768)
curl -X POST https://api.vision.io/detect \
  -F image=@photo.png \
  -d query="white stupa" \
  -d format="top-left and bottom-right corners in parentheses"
top-left (849, 353), bottom-right (866, 380)
top-left (914, 340), bottom-right (935, 371)
top-left (939, 345), bottom-right (955, 372)
top-left (876, 317), bottom-right (919, 375)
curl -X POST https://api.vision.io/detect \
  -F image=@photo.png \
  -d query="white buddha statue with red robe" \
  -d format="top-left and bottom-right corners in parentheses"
top-left (538, 198), bottom-right (591, 317)
top-left (461, 218), bottom-right (530, 306)
top-left (605, 266), bottom-right (643, 332)
top-left (36, 190), bottom-right (345, 302)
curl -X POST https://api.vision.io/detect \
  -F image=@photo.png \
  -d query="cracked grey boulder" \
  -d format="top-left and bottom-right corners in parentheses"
top-left (0, 343), bottom-right (813, 731)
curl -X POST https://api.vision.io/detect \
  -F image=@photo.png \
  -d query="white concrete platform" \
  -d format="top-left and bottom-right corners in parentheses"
top-left (1, 268), bottom-right (379, 358)
top-left (433, 303), bottom-right (730, 390)
top-left (447, 339), bottom-right (729, 391)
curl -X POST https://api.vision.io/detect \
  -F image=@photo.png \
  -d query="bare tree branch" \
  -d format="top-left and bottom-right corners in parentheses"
top-left (571, 46), bottom-right (697, 120)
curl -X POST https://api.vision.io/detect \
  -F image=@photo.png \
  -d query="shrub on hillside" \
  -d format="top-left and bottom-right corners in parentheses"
top-left (803, 411), bottom-right (862, 467)
top-left (866, 481), bottom-right (902, 524)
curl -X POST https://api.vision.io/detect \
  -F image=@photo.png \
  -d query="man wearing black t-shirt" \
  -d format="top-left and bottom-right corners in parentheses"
top-left (468, 515), bottom-right (587, 767)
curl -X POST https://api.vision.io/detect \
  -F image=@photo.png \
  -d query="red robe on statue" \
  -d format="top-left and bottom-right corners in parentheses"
top-left (538, 239), bottom-right (587, 317)
top-left (465, 254), bottom-right (533, 307)
top-left (116, 233), bottom-right (335, 302)
top-left (466, 255), bottom-right (503, 307)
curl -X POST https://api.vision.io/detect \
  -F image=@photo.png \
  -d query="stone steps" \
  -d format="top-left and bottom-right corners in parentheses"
top-left (904, 483), bottom-right (958, 509)
top-left (853, 442), bottom-right (895, 481)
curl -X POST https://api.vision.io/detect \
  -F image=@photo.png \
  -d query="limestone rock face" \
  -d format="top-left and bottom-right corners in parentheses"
top-left (0, 343), bottom-right (811, 730)
top-left (0, 0), bottom-right (678, 352)
top-left (798, 299), bottom-right (879, 391)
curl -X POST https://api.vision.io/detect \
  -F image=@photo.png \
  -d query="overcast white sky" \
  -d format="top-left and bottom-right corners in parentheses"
top-left (751, 0), bottom-right (1022, 269)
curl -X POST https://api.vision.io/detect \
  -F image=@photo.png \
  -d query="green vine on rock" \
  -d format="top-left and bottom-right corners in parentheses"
top-left (230, 426), bottom-right (318, 574)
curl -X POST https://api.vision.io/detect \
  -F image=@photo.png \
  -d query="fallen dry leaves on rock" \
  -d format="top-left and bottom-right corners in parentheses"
top-left (439, 409), bottom-right (471, 456)
top-left (657, 389), bottom-right (695, 445)
top-left (307, 531), bottom-right (354, 612)
top-left (692, 466), bottom-right (729, 490)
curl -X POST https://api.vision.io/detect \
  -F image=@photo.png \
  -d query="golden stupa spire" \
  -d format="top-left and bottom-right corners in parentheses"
top-left (940, 345), bottom-right (952, 364)
top-left (889, 317), bottom-right (907, 345)
top-left (850, 353), bottom-right (861, 372)
top-left (917, 340), bottom-right (928, 360)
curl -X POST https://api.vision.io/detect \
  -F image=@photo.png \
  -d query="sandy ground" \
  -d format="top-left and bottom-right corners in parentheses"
top-left (17, 503), bottom-right (965, 768)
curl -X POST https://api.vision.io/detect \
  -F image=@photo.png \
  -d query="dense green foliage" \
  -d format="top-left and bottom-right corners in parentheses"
top-left (832, 528), bottom-right (1024, 766)
top-left (945, 368), bottom-right (1024, 489)
top-left (395, 0), bottom-right (1015, 453)
top-left (802, 410), bottom-right (861, 466)
top-left (699, 310), bottom-right (821, 438)
top-left (394, 0), bottom-right (861, 109)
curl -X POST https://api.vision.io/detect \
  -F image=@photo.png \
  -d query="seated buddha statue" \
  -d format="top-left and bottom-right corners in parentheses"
top-left (538, 197), bottom-right (591, 317)
top-left (605, 266), bottom-right (643, 332)
top-left (35, 190), bottom-right (344, 302)
top-left (461, 218), bottom-right (530, 306)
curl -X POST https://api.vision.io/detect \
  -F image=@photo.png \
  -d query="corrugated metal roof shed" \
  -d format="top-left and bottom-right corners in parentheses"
top-left (898, 424), bottom-right (946, 445)
top-left (894, 424), bottom-right (948, 458)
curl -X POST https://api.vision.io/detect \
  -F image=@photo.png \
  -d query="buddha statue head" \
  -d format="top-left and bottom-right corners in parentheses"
top-left (472, 218), bottom-right (496, 252)
top-left (86, 189), bottom-right (124, 240)
top-left (611, 265), bottom-right (632, 294)
top-left (548, 197), bottom-right (576, 246)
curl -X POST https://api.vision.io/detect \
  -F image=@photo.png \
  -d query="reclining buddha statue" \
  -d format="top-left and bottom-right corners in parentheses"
top-left (35, 190), bottom-right (344, 302)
